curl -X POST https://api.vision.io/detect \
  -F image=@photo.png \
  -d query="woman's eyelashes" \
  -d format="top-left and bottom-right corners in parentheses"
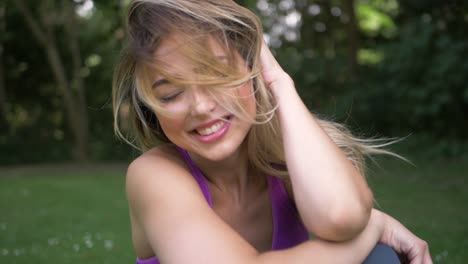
top-left (153, 80), bottom-right (184, 103)
top-left (159, 91), bottom-right (183, 102)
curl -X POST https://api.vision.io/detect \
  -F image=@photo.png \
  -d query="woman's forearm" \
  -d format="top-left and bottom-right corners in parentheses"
top-left (272, 77), bottom-right (373, 241)
top-left (256, 209), bottom-right (384, 264)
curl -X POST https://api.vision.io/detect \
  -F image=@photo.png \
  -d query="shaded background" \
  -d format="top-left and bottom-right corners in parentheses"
top-left (1, 0), bottom-right (467, 263)
top-left (1, 0), bottom-right (467, 163)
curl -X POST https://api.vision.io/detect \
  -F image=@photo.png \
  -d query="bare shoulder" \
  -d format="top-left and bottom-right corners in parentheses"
top-left (126, 144), bottom-right (189, 185)
top-left (127, 144), bottom-right (185, 177)
top-left (125, 144), bottom-right (194, 215)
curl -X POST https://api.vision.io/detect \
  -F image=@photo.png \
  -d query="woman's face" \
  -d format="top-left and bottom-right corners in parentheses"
top-left (151, 34), bottom-right (256, 161)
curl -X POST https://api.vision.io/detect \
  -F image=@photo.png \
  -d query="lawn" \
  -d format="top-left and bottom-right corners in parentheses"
top-left (0, 164), bottom-right (134, 264)
top-left (367, 156), bottom-right (468, 263)
top-left (1, 157), bottom-right (467, 263)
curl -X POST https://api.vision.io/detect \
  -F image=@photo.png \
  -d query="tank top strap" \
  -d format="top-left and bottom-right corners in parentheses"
top-left (175, 146), bottom-right (213, 207)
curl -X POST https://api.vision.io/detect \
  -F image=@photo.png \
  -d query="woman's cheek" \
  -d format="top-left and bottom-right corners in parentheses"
top-left (157, 115), bottom-right (186, 143)
top-left (238, 82), bottom-right (256, 117)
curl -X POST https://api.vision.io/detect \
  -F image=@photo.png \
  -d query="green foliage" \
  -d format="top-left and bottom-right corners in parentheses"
top-left (358, 48), bottom-right (384, 65)
top-left (357, 2), bottom-right (398, 38)
top-left (346, 18), bottom-right (468, 146)
top-left (1, 0), bottom-right (133, 165)
top-left (2, 0), bottom-right (467, 163)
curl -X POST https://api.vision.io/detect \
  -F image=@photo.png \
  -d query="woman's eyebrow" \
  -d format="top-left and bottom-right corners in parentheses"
top-left (152, 79), bottom-right (168, 89)
top-left (152, 56), bottom-right (227, 89)
top-left (216, 55), bottom-right (229, 61)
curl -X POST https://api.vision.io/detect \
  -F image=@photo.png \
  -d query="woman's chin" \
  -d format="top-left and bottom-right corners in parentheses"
top-left (195, 142), bottom-right (242, 162)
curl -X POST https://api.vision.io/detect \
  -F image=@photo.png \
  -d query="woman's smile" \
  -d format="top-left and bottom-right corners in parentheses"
top-left (192, 115), bottom-right (233, 143)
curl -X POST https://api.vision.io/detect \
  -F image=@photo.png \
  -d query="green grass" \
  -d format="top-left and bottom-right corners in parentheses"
top-left (1, 157), bottom-right (467, 263)
top-left (367, 156), bottom-right (468, 263)
top-left (0, 166), bottom-right (134, 264)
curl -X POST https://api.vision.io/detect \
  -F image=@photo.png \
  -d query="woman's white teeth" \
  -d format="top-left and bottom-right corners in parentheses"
top-left (197, 121), bottom-right (225, 136)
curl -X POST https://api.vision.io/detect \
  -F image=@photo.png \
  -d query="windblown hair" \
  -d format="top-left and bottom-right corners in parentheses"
top-left (113, 0), bottom-right (397, 178)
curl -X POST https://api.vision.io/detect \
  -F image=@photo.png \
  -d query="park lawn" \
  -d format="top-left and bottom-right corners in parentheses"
top-left (367, 156), bottom-right (468, 263)
top-left (1, 157), bottom-right (467, 263)
top-left (0, 167), bottom-right (134, 264)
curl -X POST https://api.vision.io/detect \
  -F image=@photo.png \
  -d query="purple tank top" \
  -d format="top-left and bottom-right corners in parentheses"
top-left (136, 148), bottom-right (308, 264)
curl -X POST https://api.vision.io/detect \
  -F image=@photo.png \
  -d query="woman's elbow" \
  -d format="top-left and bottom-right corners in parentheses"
top-left (329, 204), bottom-right (372, 240)
top-left (310, 189), bottom-right (374, 241)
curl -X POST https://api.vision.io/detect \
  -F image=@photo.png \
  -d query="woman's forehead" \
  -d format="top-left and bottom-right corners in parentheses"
top-left (154, 33), bottom-right (229, 60)
top-left (151, 33), bottom-right (237, 81)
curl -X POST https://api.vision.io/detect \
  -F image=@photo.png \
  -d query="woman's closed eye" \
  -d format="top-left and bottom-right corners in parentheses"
top-left (159, 91), bottom-right (183, 102)
top-left (153, 79), bottom-right (184, 103)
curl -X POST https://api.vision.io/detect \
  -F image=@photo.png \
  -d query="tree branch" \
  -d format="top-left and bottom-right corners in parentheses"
top-left (13, 0), bottom-right (47, 47)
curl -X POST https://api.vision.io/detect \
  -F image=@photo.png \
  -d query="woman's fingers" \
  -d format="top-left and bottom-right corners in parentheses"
top-left (259, 41), bottom-right (279, 70)
top-left (422, 243), bottom-right (433, 264)
top-left (259, 41), bottom-right (294, 94)
top-left (415, 240), bottom-right (431, 264)
top-left (259, 41), bottom-right (282, 85)
top-left (408, 239), bottom-right (431, 264)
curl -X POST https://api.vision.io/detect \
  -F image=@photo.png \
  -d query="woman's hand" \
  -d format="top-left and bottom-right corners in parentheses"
top-left (379, 210), bottom-right (433, 264)
top-left (259, 41), bottom-right (295, 97)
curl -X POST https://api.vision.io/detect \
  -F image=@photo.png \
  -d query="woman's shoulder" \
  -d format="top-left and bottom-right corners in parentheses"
top-left (135, 144), bottom-right (182, 163)
top-left (125, 144), bottom-right (195, 204)
top-left (126, 144), bottom-right (196, 261)
top-left (128, 144), bottom-right (185, 177)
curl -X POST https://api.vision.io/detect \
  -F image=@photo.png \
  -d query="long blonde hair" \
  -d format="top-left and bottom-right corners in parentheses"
top-left (113, 0), bottom-right (397, 178)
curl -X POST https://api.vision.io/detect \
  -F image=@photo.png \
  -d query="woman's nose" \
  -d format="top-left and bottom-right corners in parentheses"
top-left (189, 86), bottom-right (216, 116)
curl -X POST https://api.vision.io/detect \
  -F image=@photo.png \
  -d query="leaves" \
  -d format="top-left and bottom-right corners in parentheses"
top-left (357, 2), bottom-right (397, 38)
top-left (2, 0), bottom-right (467, 163)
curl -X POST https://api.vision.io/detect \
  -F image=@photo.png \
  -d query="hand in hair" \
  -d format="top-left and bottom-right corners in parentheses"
top-left (259, 41), bottom-right (295, 97)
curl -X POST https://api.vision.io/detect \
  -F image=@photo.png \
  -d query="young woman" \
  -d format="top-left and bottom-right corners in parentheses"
top-left (113, 1), bottom-right (432, 263)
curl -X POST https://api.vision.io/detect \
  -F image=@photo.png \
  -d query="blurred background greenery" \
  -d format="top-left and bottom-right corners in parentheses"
top-left (1, 0), bottom-right (467, 164)
top-left (1, 0), bottom-right (467, 263)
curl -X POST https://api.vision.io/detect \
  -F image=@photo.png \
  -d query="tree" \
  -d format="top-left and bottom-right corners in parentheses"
top-left (343, 0), bottom-right (359, 77)
top-left (12, 0), bottom-right (89, 161)
top-left (0, 2), bottom-right (7, 131)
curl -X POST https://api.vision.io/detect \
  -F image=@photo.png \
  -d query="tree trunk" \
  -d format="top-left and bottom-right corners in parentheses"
top-left (343, 0), bottom-right (360, 78)
top-left (63, 1), bottom-right (89, 161)
top-left (0, 3), bottom-right (7, 132)
top-left (13, 0), bottom-right (89, 161)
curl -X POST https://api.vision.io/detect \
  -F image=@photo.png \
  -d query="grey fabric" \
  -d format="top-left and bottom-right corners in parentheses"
top-left (363, 243), bottom-right (401, 264)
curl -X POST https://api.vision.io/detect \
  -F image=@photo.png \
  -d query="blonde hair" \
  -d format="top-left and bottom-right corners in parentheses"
top-left (113, 0), bottom-right (397, 178)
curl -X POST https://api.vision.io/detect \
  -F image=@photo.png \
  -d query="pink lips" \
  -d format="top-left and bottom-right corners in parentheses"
top-left (192, 116), bottom-right (232, 143)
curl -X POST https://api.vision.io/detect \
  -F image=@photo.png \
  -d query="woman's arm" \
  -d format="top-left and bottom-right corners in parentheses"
top-left (257, 209), bottom-right (385, 264)
top-left (260, 43), bottom-right (374, 241)
top-left (126, 150), bottom-right (385, 264)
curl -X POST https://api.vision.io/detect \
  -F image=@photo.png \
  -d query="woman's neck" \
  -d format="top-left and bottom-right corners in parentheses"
top-left (188, 142), bottom-right (262, 203)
